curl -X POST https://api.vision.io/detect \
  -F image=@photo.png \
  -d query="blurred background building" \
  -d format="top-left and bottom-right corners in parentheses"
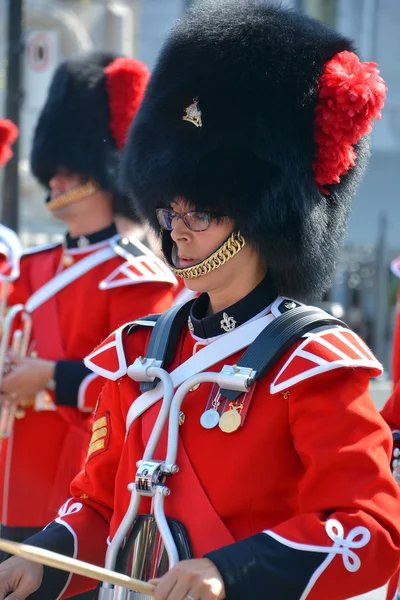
top-left (0, 0), bottom-right (399, 371)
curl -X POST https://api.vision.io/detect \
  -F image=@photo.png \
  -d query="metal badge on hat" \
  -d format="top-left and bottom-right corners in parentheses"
top-left (182, 97), bottom-right (202, 128)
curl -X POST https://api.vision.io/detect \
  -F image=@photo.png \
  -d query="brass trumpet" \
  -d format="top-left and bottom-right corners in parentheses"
top-left (0, 226), bottom-right (31, 439)
top-left (0, 223), bottom-right (22, 326)
top-left (0, 304), bottom-right (32, 439)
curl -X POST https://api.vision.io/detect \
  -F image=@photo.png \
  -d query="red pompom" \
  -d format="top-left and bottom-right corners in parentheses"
top-left (105, 57), bottom-right (150, 150)
top-left (313, 50), bottom-right (387, 194)
top-left (0, 119), bottom-right (19, 167)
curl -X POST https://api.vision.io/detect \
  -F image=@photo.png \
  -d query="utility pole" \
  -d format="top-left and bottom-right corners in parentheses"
top-left (1, 0), bottom-right (24, 232)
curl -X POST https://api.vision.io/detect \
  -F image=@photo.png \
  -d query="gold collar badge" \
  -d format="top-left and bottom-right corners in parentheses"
top-left (182, 97), bottom-right (202, 128)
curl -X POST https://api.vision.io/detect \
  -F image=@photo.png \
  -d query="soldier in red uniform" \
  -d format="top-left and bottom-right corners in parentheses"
top-left (386, 259), bottom-right (400, 389)
top-left (0, 52), bottom-right (176, 556)
top-left (0, 3), bottom-right (399, 600)
top-left (381, 261), bottom-right (400, 436)
top-left (0, 119), bottom-right (20, 294)
top-left (380, 262), bottom-right (400, 600)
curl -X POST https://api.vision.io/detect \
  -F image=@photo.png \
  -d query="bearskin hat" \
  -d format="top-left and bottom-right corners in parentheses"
top-left (31, 51), bottom-right (149, 218)
top-left (120, 0), bottom-right (386, 299)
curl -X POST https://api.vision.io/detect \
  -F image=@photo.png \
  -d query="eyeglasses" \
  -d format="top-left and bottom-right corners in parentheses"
top-left (156, 208), bottom-right (219, 232)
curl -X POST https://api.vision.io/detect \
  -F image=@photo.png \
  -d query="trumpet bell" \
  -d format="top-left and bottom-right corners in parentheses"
top-left (0, 306), bottom-right (32, 442)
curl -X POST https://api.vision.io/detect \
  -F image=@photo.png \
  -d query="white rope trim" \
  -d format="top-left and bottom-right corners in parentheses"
top-left (264, 519), bottom-right (370, 599)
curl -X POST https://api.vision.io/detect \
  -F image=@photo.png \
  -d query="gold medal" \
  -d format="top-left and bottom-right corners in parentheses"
top-left (219, 402), bottom-right (243, 433)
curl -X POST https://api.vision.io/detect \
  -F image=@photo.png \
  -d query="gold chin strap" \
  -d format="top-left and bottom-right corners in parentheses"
top-left (46, 180), bottom-right (98, 212)
top-left (171, 231), bottom-right (246, 280)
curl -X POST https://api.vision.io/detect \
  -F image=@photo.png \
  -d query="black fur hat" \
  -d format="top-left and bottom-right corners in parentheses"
top-left (31, 51), bottom-right (149, 218)
top-left (120, 0), bottom-right (385, 299)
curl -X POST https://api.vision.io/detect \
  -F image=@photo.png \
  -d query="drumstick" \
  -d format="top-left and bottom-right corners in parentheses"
top-left (0, 538), bottom-right (155, 595)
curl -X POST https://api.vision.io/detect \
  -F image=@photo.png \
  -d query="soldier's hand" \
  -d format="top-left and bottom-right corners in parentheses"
top-left (0, 353), bottom-right (55, 399)
top-left (0, 555), bottom-right (43, 599)
top-left (149, 558), bottom-right (225, 600)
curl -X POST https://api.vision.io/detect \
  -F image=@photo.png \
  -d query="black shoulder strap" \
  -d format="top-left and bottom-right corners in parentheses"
top-left (116, 237), bottom-right (145, 258)
top-left (220, 306), bottom-right (347, 400)
top-left (126, 313), bottom-right (161, 335)
top-left (137, 304), bottom-right (347, 396)
top-left (139, 300), bottom-right (195, 392)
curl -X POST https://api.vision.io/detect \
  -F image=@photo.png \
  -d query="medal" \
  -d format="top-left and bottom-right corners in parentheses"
top-left (219, 402), bottom-right (243, 433)
top-left (200, 387), bottom-right (222, 429)
top-left (200, 408), bottom-right (220, 429)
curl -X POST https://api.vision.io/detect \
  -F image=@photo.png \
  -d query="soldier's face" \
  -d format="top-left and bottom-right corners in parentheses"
top-left (169, 199), bottom-right (234, 272)
top-left (169, 198), bottom-right (251, 295)
top-left (168, 198), bottom-right (265, 298)
top-left (49, 168), bottom-right (85, 200)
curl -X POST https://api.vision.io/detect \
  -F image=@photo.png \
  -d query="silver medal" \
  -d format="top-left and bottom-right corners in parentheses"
top-left (200, 408), bottom-right (220, 429)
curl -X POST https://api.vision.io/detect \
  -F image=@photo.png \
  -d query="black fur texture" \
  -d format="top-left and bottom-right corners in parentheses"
top-left (120, 0), bottom-right (370, 299)
top-left (31, 51), bottom-right (137, 219)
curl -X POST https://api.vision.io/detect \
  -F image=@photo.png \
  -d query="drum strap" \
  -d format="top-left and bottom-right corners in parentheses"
top-left (220, 306), bottom-right (347, 400)
top-left (138, 301), bottom-right (194, 392)
top-left (139, 301), bottom-right (346, 397)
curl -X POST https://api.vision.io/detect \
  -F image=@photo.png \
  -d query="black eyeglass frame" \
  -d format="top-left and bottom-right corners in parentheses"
top-left (156, 208), bottom-right (221, 232)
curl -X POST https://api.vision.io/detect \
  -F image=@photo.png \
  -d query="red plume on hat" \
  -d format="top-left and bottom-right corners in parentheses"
top-left (0, 119), bottom-right (19, 167)
top-left (313, 50), bottom-right (387, 194)
top-left (105, 57), bottom-right (150, 150)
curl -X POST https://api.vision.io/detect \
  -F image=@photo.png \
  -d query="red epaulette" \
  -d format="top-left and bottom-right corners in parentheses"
top-left (84, 324), bottom-right (130, 381)
top-left (270, 326), bottom-right (382, 393)
top-left (100, 236), bottom-right (177, 290)
top-left (84, 318), bottom-right (156, 380)
top-left (99, 256), bottom-right (177, 290)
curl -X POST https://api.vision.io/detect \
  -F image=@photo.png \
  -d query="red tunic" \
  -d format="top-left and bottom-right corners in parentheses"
top-left (391, 258), bottom-right (400, 387)
top-left (380, 382), bottom-right (400, 600)
top-left (34, 296), bottom-right (400, 599)
top-left (0, 235), bottom-right (176, 528)
top-left (380, 258), bottom-right (400, 600)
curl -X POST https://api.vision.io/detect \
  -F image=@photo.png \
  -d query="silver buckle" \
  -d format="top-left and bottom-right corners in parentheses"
top-left (220, 364), bottom-right (256, 390)
top-left (134, 460), bottom-right (166, 497)
top-left (127, 358), bottom-right (163, 382)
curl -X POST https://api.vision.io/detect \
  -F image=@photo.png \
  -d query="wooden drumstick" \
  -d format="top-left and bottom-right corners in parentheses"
top-left (0, 538), bottom-right (155, 595)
